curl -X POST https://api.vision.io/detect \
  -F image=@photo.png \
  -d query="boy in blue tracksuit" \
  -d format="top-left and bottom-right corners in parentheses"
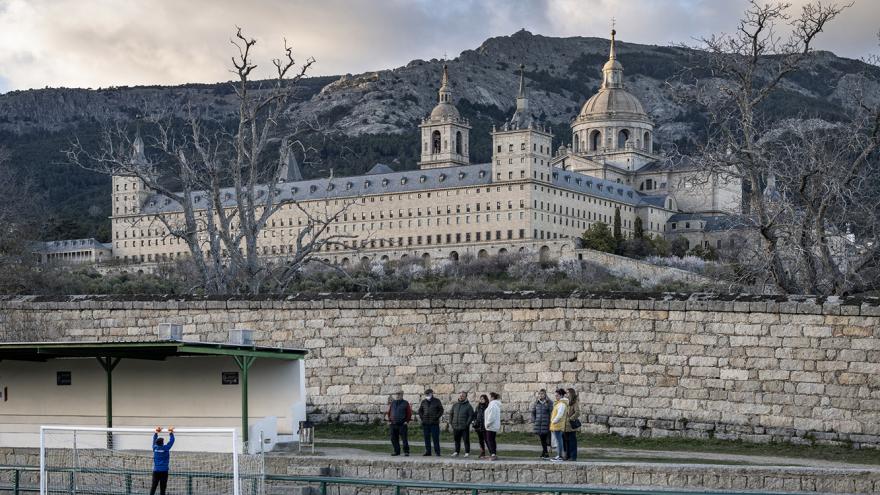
top-left (150, 426), bottom-right (175, 495)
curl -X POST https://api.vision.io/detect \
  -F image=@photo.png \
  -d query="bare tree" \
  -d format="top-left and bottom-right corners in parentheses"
top-left (686, 1), bottom-right (880, 295)
top-left (67, 28), bottom-right (356, 294)
top-left (0, 148), bottom-right (47, 294)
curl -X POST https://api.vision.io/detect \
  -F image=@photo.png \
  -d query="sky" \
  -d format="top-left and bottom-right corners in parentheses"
top-left (0, 0), bottom-right (877, 93)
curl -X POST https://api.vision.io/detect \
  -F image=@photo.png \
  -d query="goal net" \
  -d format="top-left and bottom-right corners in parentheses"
top-left (40, 426), bottom-right (264, 495)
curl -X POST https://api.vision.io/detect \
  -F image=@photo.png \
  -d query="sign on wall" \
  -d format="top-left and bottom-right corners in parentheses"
top-left (221, 372), bottom-right (239, 385)
top-left (56, 371), bottom-right (71, 386)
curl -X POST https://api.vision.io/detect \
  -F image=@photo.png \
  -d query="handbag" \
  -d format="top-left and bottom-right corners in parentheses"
top-left (569, 418), bottom-right (582, 429)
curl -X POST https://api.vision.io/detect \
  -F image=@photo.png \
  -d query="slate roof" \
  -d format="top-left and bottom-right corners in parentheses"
top-left (139, 162), bottom-right (672, 215)
top-left (667, 213), bottom-right (754, 231)
top-left (636, 156), bottom-right (703, 174)
top-left (34, 238), bottom-right (112, 253)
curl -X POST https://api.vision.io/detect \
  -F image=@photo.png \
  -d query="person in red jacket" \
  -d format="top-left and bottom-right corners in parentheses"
top-left (385, 391), bottom-right (412, 456)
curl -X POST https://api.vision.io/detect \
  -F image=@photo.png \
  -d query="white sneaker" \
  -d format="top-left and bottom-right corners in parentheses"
top-left (450, 452), bottom-right (458, 457)
top-left (463, 453), bottom-right (469, 458)
top-left (551, 456), bottom-right (563, 462)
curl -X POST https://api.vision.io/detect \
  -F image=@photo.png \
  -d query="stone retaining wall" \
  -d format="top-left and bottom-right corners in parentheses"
top-left (272, 456), bottom-right (880, 494)
top-left (1, 293), bottom-right (879, 447)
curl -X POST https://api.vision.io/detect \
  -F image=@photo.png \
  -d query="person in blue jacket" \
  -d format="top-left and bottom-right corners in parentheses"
top-left (150, 426), bottom-right (175, 495)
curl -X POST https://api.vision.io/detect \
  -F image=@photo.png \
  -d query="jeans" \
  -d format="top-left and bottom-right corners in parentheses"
top-left (422, 424), bottom-right (441, 455)
top-left (485, 430), bottom-right (498, 456)
top-left (552, 431), bottom-right (565, 458)
top-left (390, 423), bottom-right (409, 454)
top-left (150, 471), bottom-right (168, 495)
top-left (537, 432), bottom-right (550, 456)
top-left (564, 431), bottom-right (578, 461)
top-left (453, 428), bottom-right (470, 454)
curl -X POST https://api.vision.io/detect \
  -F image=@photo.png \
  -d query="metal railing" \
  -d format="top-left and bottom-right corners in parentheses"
top-left (0, 465), bottom-right (816, 495)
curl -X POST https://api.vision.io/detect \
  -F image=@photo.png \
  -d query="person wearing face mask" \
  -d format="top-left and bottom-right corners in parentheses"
top-left (417, 388), bottom-right (444, 456)
top-left (473, 394), bottom-right (489, 458)
top-left (531, 389), bottom-right (553, 459)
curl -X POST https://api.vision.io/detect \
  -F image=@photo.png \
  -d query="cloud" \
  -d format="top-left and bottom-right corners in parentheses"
top-left (0, 0), bottom-right (875, 92)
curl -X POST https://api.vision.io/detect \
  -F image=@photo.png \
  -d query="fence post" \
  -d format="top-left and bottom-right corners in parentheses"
top-left (13, 468), bottom-right (19, 495)
top-left (320, 481), bottom-right (327, 495)
top-left (124, 473), bottom-right (132, 494)
top-left (187, 474), bottom-right (194, 495)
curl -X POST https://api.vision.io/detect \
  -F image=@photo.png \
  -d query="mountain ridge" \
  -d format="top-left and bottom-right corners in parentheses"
top-left (1, 30), bottom-right (878, 242)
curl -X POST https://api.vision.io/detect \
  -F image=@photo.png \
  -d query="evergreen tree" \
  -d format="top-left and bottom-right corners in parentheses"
top-left (634, 216), bottom-right (644, 239)
top-left (581, 222), bottom-right (616, 253)
top-left (613, 208), bottom-right (623, 249)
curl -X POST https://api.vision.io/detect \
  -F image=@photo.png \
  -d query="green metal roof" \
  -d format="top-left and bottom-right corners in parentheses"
top-left (0, 340), bottom-right (307, 361)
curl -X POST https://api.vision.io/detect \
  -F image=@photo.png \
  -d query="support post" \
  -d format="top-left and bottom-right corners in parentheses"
top-left (233, 356), bottom-right (256, 445)
top-left (96, 357), bottom-right (121, 448)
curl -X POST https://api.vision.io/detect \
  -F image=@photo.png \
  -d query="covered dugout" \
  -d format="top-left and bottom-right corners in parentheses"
top-left (0, 340), bottom-right (308, 452)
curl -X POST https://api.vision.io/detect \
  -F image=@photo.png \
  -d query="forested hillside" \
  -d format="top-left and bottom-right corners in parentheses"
top-left (1, 30), bottom-right (877, 242)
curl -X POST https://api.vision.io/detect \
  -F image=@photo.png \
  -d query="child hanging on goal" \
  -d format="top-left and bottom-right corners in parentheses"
top-left (150, 426), bottom-right (175, 495)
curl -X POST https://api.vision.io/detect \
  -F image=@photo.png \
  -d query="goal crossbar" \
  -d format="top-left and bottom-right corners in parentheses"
top-left (39, 426), bottom-right (241, 495)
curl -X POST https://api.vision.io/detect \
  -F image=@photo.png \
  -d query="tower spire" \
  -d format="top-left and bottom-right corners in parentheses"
top-left (516, 64), bottom-right (528, 113)
top-left (517, 64), bottom-right (525, 98)
top-left (609, 28), bottom-right (617, 61)
top-left (601, 28), bottom-right (624, 89)
top-left (438, 63), bottom-right (451, 104)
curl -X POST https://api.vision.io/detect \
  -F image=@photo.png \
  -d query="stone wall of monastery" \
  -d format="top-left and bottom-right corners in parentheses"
top-left (1, 293), bottom-right (879, 447)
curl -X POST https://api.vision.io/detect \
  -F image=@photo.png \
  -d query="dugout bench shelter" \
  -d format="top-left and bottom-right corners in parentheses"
top-left (0, 340), bottom-right (308, 452)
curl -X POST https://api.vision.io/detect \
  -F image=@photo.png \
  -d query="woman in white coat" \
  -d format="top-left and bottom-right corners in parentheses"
top-left (484, 392), bottom-right (502, 461)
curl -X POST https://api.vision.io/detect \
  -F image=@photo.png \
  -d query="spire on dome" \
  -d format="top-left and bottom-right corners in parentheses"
top-left (438, 63), bottom-right (452, 104)
top-left (601, 29), bottom-right (624, 89)
top-left (609, 29), bottom-right (617, 61)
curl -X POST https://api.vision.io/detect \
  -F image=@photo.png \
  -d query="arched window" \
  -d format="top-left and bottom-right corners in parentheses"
top-left (590, 130), bottom-right (601, 151)
top-left (573, 134), bottom-right (580, 153)
top-left (644, 131), bottom-right (651, 152)
top-left (455, 131), bottom-right (462, 155)
top-left (432, 130), bottom-right (441, 154)
top-left (617, 129), bottom-right (630, 149)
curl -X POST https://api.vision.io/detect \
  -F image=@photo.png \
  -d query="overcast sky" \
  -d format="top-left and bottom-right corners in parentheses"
top-left (0, 0), bottom-right (877, 93)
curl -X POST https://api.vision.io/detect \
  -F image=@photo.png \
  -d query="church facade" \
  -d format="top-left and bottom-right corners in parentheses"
top-left (109, 31), bottom-right (741, 267)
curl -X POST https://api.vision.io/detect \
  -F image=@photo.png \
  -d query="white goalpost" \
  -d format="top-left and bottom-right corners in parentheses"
top-left (39, 426), bottom-right (260, 495)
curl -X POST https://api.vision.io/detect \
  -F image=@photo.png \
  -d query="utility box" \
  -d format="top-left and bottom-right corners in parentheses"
top-left (228, 328), bottom-right (255, 346)
top-left (157, 323), bottom-right (183, 341)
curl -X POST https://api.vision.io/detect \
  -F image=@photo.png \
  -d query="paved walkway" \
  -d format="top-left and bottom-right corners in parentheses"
top-left (310, 438), bottom-right (878, 470)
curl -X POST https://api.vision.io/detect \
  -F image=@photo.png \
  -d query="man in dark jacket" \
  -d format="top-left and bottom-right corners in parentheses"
top-left (385, 391), bottom-right (412, 456)
top-left (531, 389), bottom-right (553, 458)
top-left (417, 388), bottom-right (444, 456)
top-left (150, 426), bottom-right (175, 495)
top-left (448, 391), bottom-right (474, 457)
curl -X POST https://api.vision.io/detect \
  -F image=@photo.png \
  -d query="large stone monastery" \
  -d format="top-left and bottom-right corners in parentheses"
top-left (107, 31), bottom-right (741, 266)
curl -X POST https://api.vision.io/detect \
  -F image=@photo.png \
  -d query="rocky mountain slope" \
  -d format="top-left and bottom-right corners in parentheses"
top-left (0, 30), bottom-right (877, 241)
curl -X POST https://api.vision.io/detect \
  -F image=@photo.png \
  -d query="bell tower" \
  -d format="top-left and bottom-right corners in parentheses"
top-left (418, 64), bottom-right (471, 170)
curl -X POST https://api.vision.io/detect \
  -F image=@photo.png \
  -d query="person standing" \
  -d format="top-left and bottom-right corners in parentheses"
top-left (417, 388), bottom-right (444, 456)
top-left (549, 389), bottom-right (569, 462)
top-left (386, 391), bottom-right (412, 456)
top-left (484, 392), bottom-right (502, 461)
top-left (564, 388), bottom-right (580, 461)
top-left (449, 391), bottom-right (474, 457)
top-left (473, 394), bottom-right (489, 458)
top-left (150, 426), bottom-right (175, 495)
top-left (530, 389), bottom-right (553, 459)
